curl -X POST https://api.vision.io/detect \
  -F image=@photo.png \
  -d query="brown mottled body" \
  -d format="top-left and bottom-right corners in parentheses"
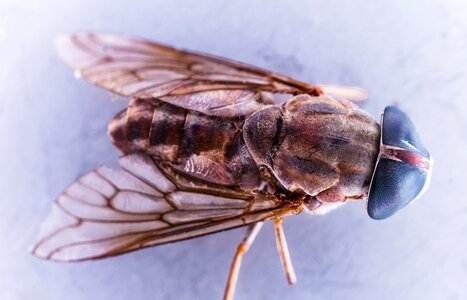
top-left (244, 95), bottom-right (380, 209)
top-left (109, 95), bottom-right (380, 211)
top-left (109, 97), bottom-right (263, 192)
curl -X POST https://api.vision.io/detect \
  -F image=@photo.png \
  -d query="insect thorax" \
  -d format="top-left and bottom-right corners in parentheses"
top-left (243, 95), bottom-right (380, 204)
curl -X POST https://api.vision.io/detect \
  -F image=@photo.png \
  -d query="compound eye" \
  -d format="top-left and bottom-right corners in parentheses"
top-left (367, 106), bottom-right (432, 220)
top-left (367, 158), bottom-right (429, 220)
top-left (382, 106), bottom-right (429, 157)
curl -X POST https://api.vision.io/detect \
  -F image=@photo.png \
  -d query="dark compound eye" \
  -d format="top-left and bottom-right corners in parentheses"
top-left (367, 158), bottom-right (429, 220)
top-left (367, 106), bottom-right (432, 220)
top-left (382, 106), bottom-right (430, 157)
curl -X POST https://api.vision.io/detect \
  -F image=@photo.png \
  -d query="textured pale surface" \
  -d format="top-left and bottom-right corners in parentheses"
top-left (0, 0), bottom-right (466, 299)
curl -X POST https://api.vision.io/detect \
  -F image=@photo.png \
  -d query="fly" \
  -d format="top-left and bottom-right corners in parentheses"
top-left (31, 33), bottom-right (433, 300)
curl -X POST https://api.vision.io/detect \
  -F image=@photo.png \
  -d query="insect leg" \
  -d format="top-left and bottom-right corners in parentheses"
top-left (274, 218), bottom-right (297, 286)
top-left (223, 222), bottom-right (264, 300)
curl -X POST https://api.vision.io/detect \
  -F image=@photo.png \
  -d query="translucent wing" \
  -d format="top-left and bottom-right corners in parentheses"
top-left (56, 32), bottom-right (324, 99)
top-left (31, 154), bottom-right (299, 262)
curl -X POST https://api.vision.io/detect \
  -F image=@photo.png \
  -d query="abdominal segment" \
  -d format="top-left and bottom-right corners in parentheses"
top-left (108, 98), bottom-right (262, 191)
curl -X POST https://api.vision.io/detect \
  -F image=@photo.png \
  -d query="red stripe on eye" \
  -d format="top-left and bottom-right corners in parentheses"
top-left (380, 146), bottom-right (431, 171)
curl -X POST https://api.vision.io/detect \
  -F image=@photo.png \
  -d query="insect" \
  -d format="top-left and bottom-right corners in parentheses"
top-left (31, 32), bottom-right (433, 300)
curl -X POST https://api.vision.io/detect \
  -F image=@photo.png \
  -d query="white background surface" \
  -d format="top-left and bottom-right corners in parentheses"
top-left (1, 0), bottom-right (466, 299)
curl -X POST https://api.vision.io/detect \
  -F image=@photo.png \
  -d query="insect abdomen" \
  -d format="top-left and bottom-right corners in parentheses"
top-left (109, 98), bottom-right (262, 190)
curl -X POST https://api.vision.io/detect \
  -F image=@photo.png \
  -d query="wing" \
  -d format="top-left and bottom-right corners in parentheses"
top-left (56, 33), bottom-right (366, 116)
top-left (57, 32), bottom-right (323, 97)
top-left (31, 154), bottom-right (301, 262)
